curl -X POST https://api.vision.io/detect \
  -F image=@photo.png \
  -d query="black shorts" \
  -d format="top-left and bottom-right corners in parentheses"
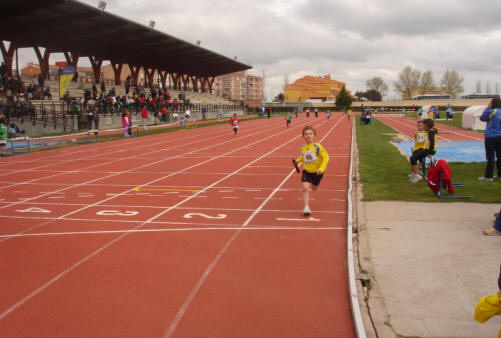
top-left (410, 149), bottom-right (429, 165)
top-left (302, 170), bottom-right (323, 186)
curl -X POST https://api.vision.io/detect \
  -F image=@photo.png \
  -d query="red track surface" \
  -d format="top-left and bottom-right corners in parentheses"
top-left (375, 114), bottom-right (484, 141)
top-left (0, 113), bottom-right (356, 338)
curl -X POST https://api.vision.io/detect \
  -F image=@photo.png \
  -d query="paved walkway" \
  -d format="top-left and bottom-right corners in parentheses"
top-left (358, 201), bottom-right (501, 337)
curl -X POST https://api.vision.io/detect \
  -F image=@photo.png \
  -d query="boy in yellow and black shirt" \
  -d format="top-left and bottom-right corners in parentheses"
top-left (294, 126), bottom-right (329, 216)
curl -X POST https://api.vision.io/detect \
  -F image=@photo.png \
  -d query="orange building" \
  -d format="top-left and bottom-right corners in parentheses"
top-left (284, 75), bottom-right (345, 102)
top-left (21, 62), bottom-right (94, 82)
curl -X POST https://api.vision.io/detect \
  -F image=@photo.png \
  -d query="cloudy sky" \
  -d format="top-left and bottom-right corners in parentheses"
top-left (13, 0), bottom-right (501, 99)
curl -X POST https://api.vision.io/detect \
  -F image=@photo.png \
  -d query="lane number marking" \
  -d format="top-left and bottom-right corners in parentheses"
top-left (16, 207), bottom-right (52, 214)
top-left (96, 210), bottom-right (139, 216)
top-left (183, 213), bottom-right (227, 220)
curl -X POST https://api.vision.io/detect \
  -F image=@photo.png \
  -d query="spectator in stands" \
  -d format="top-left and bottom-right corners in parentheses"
top-left (479, 98), bottom-right (501, 181)
top-left (42, 87), bottom-right (52, 100)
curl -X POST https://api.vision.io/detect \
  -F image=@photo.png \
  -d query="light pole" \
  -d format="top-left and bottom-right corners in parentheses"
top-left (261, 69), bottom-right (267, 104)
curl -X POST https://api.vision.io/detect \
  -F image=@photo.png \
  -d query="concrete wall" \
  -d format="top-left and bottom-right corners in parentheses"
top-left (12, 115), bottom-right (77, 137)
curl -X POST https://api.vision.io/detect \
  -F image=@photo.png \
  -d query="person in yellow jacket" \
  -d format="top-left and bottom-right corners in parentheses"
top-left (294, 126), bottom-right (329, 216)
top-left (409, 120), bottom-right (430, 183)
top-left (474, 264), bottom-right (501, 337)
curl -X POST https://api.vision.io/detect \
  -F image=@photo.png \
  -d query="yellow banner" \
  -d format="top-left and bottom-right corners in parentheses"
top-left (59, 65), bottom-right (76, 99)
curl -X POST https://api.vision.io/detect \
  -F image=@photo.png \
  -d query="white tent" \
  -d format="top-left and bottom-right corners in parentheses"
top-left (418, 105), bottom-right (432, 120)
top-left (462, 105), bottom-right (487, 130)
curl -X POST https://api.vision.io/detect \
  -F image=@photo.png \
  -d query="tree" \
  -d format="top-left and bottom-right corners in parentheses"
top-left (394, 65), bottom-right (421, 100)
top-left (274, 92), bottom-right (284, 102)
top-left (366, 76), bottom-right (388, 96)
top-left (475, 80), bottom-right (481, 94)
top-left (420, 70), bottom-right (435, 94)
top-left (440, 69), bottom-right (464, 98)
top-left (335, 85), bottom-right (353, 108)
top-left (355, 89), bottom-right (381, 101)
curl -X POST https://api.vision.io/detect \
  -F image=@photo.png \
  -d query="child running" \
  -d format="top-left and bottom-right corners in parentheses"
top-left (409, 120), bottom-right (429, 183)
top-left (0, 117), bottom-right (7, 156)
top-left (229, 113), bottom-right (240, 135)
top-left (294, 126), bottom-right (329, 216)
top-left (285, 112), bottom-right (292, 128)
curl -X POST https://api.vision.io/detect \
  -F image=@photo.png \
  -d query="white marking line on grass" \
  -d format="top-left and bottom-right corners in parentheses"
top-left (0, 227), bottom-right (345, 239)
top-left (163, 115), bottom-right (343, 338)
top-left (0, 116), bottom-right (320, 321)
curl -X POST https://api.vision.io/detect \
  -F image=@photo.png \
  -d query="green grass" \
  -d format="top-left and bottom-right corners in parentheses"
top-left (356, 116), bottom-right (501, 203)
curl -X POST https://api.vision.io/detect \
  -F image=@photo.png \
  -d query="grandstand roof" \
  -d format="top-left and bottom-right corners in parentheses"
top-left (0, 0), bottom-right (251, 77)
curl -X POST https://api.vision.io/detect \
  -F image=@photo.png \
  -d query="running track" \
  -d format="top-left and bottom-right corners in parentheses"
top-left (375, 114), bottom-right (484, 141)
top-left (0, 113), bottom-right (356, 337)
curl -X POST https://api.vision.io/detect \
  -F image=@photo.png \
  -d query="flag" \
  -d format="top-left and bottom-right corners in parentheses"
top-left (59, 65), bottom-right (76, 99)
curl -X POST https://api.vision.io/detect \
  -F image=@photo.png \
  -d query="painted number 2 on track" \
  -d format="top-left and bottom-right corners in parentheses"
top-left (183, 213), bottom-right (227, 219)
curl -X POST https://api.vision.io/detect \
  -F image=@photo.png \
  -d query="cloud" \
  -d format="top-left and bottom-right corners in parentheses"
top-left (12, 0), bottom-right (501, 98)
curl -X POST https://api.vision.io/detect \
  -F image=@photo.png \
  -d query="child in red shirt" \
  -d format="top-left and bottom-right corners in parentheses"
top-left (141, 107), bottom-right (148, 130)
top-left (229, 113), bottom-right (240, 135)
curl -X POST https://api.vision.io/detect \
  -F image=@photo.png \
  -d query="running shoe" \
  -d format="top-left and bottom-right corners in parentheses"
top-left (482, 228), bottom-right (501, 236)
top-left (478, 177), bottom-right (494, 182)
top-left (410, 174), bottom-right (422, 183)
top-left (303, 206), bottom-right (311, 217)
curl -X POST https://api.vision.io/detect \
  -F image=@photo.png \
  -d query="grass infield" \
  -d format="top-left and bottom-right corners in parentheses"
top-left (356, 115), bottom-right (501, 203)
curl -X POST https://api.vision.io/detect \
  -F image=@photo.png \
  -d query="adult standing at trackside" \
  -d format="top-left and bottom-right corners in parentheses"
top-left (267, 105), bottom-right (272, 119)
top-left (294, 106), bottom-right (299, 118)
top-left (202, 106), bottom-right (207, 121)
top-left (314, 107), bottom-right (319, 118)
top-left (87, 105), bottom-right (95, 130)
top-left (91, 106), bottom-right (100, 133)
top-left (141, 105), bottom-right (148, 131)
top-left (478, 98), bottom-right (501, 181)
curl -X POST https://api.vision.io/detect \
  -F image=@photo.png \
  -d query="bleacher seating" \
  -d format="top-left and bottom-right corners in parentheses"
top-left (38, 79), bottom-right (234, 105)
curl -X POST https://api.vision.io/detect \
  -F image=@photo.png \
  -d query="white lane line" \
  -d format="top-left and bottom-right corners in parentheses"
top-left (163, 116), bottom-right (343, 338)
top-left (0, 117), bottom-right (318, 321)
top-left (387, 115), bottom-right (483, 141)
top-left (276, 217), bottom-right (320, 222)
top-left (221, 197), bottom-right (238, 199)
top-left (0, 227), bottom-right (346, 239)
top-left (0, 214), bottom-right (347, 226)
top-left (0, 120), bottom-right (288, 242)
top-left (0, 119), bottom-right (273, 207)
top-left (0, 204), bottom-right (347, 214)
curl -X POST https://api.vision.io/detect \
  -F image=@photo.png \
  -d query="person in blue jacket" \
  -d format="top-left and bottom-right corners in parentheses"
top-left (479, 98), bottom-right (501, 181)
